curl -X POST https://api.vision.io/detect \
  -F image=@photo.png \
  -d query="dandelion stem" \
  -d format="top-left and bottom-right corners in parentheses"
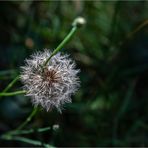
top-left (0, 90), bottom-right (26, 96)
top-left (6, 126), bottom-right (51, 135)
top-left (43, 26), bottom-right (77, 67)
top-left (0, 76), bottom-right (20, 100)
top-left (43, 17), bottom-right (86, 67)
top-left (1, 107), bottom-right (38, 139)
top-left (1, 135), bottom-right (54, 147)
top-left (2, 76), bottom-right (20, 92)
top-left (17, 107), bottom-right (38, 130)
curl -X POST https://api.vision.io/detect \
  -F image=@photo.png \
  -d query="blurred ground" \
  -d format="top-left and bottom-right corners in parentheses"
top-left (0, 1), bottom-right (148, 147)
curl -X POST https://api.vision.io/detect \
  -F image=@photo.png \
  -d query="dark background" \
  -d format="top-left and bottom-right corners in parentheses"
top-left (0, 1), bottom-right (148, 147)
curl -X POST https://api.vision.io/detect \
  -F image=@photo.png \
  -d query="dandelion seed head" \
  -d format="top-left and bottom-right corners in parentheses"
top-left (20, 50), bottom-right (80, 112)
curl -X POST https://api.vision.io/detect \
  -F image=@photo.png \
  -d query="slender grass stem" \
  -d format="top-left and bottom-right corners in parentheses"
top-left (43, 26), bottom-right (77, 67)
top-left (1, 135), bottom-right (54, 148)
top-left (0, 90), bottom-right (26, 96)
top-left (17, 107), bottom-right (38, 130)
top-left (7, 126), bottom-right (51, 135)
top-left (2, 108), bottom-right (38, 138)
top-left (43, 17), bottom-right (85, 67)
top-left (2, 76), bottom-right (20, 92)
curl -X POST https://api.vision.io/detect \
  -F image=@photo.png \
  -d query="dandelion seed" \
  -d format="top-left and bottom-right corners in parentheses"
top-left (20, 50), bottom-right (80, 112)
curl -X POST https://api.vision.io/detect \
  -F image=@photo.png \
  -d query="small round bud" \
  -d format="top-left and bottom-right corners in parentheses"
top-left (53, 124), bottom-right (59, 131)
top-left (72, 17), bottom-right (86, 28)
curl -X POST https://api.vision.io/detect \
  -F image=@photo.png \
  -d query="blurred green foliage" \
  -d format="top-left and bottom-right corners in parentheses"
top-left (0, 1), bottom-right (148, 147)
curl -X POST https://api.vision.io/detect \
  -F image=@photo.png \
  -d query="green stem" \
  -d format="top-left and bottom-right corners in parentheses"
top-left (43, 26), bottom-right (77, 67)
top-left (2, 108), bottom-right (38, 139)
top-left (17, 107), bottom-right (38, 130)
top-left (0, 90), bottom-right (26, 96)
top-left (0, 76), bottom-right (20, 100)
top-left (1, 135), bottom-right (54, 148)
top-left (3, 76), bottom-right (20, 92)
top-left (7, 126), bottom-right (51, 135)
